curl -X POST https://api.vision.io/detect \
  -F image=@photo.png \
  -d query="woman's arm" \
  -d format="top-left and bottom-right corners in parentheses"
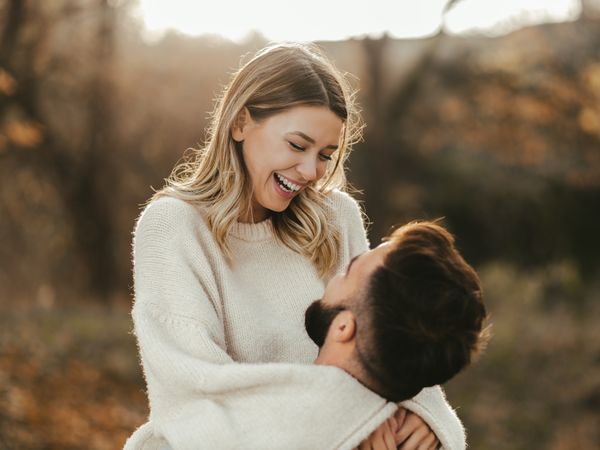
top-left (126, 197), bottom-right (397, 450)
top-left (131, 300), bottom-right (398, 450)
top-left (399, 387), bottom-right (465, 450)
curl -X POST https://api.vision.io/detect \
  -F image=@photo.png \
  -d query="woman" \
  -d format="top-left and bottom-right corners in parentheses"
top-left (124, 42), bottom-right (465, 450)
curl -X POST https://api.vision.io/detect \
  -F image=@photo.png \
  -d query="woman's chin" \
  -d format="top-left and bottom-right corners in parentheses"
top-left (267, 202), bottom-right (291, 213)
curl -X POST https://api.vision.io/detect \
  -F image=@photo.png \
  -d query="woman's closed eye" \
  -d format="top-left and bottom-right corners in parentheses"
top-left (288, 140), bottom-right (332, 161)
top-left (288, 141), bottom-right (305, 151)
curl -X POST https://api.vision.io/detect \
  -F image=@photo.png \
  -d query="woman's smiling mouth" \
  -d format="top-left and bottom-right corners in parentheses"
top-left (273, 173), bottom-right (304, 198)
top-left (274, 173), bottom-right (303, 192)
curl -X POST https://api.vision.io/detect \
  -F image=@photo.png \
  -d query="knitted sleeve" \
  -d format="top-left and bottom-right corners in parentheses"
top-left (125, 197), bottom-right (398, 450)
top-left (332, 191), bottom-right (467, 450)
top-left (401, 387), bottom-right (466, 450)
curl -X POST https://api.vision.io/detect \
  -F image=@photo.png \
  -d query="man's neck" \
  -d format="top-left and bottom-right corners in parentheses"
top-left (314, 350), bottom-right (385, 397)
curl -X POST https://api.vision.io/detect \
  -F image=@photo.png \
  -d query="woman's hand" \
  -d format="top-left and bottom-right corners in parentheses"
top-left (393, 407), bottom-right (440, 450)
top-left (353, 407), bottom-right (439, 450)
top-left (353, 417), bottom-right (398, 450)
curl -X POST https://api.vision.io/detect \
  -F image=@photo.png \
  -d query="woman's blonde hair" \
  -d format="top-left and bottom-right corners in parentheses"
top-left (153, 42), bottom-right (363, 277)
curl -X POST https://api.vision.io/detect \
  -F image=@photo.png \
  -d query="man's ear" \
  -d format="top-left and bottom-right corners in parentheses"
top-left (330, 310), bottom-right (357, 343)
top-left (231, 107), bottom-right (252, 142)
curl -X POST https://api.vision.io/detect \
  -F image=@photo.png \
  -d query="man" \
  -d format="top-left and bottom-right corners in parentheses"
top-left (305, 220), bottom-right (490, 448)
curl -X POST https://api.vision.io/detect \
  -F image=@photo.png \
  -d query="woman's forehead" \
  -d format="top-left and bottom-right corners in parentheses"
top-left (267, 105), bottom-right (343, 142)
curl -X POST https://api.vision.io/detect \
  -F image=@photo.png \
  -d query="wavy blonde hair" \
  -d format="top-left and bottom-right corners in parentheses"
top-left (153, 42), bottom-right (363, 277)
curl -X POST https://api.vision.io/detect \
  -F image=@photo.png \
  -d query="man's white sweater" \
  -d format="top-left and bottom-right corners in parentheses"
top-left (124, 190), bottom-right (466, 450)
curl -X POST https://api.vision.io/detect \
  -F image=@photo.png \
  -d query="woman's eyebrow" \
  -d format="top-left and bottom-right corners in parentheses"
top-left (289, 131), bottom-right (338, 150)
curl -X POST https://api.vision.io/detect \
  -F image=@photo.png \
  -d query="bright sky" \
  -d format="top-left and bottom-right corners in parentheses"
top-left (134, 0), bottom-right (582, 43)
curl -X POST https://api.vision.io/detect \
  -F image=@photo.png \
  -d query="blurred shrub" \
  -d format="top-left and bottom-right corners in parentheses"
top-left (445, 261), bottom-right (600, 450)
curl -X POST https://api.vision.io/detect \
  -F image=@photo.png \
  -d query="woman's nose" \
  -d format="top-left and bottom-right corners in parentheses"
top-left (296, 157), bottom-right (318, 182)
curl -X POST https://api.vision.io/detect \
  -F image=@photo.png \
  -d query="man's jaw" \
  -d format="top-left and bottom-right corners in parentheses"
top-left (304, 299), bottom-right (344, 349)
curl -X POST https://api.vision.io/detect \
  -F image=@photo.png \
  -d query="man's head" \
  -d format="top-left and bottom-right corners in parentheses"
top-left (305, 220), bottom-right (490, 402)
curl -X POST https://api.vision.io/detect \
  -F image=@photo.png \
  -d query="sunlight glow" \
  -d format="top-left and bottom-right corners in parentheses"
top-left (445, 0), bottom-right (581, 36)
top-left (134, 0), bottom-right (581, 43)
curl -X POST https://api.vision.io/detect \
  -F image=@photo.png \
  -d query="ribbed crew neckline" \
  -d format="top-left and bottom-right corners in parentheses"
top-left (230, 217), bottom-right (274, 241)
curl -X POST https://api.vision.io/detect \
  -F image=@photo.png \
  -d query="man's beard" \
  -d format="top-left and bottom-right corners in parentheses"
top-left (304, 299), bottom-right (346, 348)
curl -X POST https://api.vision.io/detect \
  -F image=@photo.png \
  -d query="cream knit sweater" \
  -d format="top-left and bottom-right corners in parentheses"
top-left (124, 190), bottom-right (466, 450)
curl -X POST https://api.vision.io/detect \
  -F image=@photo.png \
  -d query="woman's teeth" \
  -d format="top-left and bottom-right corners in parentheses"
top-left (275, 173), bottom-right (301, 192)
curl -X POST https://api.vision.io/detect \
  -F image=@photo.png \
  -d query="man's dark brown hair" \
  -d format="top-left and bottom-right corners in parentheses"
top-left (354, 220), bottom-right (490, 402)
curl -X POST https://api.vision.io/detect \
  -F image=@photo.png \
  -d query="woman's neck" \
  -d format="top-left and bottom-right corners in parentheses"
top-left (238, 201), bottom-right (270, 224)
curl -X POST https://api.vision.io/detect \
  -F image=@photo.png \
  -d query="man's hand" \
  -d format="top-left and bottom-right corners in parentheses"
top-left (353, 417), bottom-right (397, 450)
top-left (393, 407), bottom-right (439, 450)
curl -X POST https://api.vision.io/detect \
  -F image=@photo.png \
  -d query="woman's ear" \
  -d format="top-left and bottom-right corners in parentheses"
top-left (331, 310), bottom-right (357, 343)
top-left (231, 107), bottom-right (251, 142)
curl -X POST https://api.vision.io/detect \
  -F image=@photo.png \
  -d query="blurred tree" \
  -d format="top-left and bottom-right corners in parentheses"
top-left (355, 0), bottom-right (464, 243)
top-left (387, 15), bottom-right (600, 272)
top-left (72, 0), bottom-right (118, 296)
top-left (0, 0), bottom-right (123, 298)
top-left (581, 0), bottom-right (600, 19)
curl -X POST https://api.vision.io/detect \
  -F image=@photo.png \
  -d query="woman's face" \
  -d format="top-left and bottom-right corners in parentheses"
top-left (233, 105), bottom-right (344, 222)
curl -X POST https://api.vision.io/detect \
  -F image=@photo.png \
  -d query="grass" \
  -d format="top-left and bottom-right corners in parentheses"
top-left (0, 301), bottom-right (147, 449)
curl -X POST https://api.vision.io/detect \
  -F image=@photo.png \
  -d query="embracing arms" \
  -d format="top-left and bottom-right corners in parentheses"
top-left (125, 193), bottom-right (466, 450)
top-left (125, 197), bottom-right (398, 450)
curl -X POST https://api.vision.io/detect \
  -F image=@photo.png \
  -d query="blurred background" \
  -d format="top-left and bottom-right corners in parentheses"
top-left (1, 0), bottom-right (599, 448)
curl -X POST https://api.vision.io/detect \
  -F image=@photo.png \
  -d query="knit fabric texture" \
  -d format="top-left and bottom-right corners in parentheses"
top-left (123, 190), bottom-right (466, 450)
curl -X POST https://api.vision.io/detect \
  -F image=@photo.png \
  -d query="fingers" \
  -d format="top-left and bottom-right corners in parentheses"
top-left (382, 419), bottom-right (397, 450)
top-left (416, 433), bottom-right (438, 450)
top-left (394, 407), bottom-right (407, 429)
top-left (370, 421), bottom-right (384, 450)
top-left (398, 423), bottom-right (430, 450)
top-left (358, 417), bottom-right (398, 450)
top-left (419, 432), bottom-right (440, 450)
top-left (400, 429), bottom-right (437, 450)
top-left (372, 418), bottom-right (396, 450)
top-left (358, 438), bottom-right (370, 450)
top-left (395, 411), bottom-right (438, 450)
top-left (394, 410), bottom-right (420, 445)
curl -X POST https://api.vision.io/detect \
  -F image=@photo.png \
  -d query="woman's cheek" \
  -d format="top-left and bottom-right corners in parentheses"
top-left (316, 163), bottom-right (328, 181)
